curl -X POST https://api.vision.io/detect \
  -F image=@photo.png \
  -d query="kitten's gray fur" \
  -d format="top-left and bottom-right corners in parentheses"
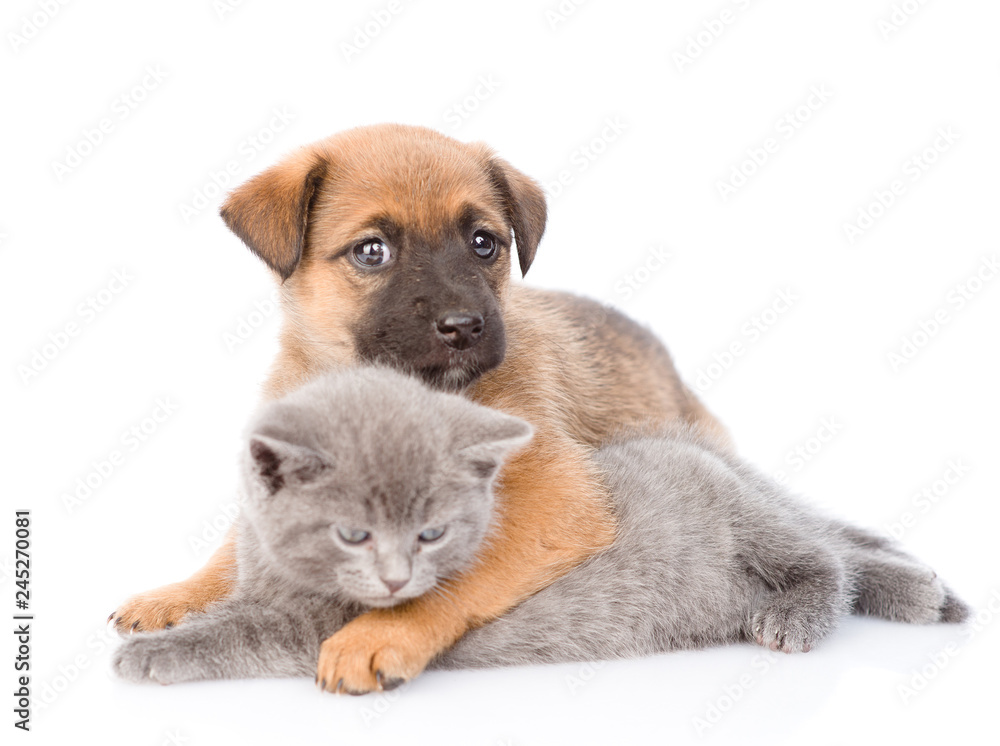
top-left (439, 433), bottom-right (968, 668)
top-left (113, 368), bottom-right (968, 685)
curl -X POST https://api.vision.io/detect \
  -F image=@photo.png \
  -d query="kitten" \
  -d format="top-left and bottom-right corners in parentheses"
top-left (113, 366), bottom-right (533, 684)
top-left (112, 368), bottom-right (967, 685)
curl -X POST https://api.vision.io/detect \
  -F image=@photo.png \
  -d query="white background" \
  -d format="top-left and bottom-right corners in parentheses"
top-left (2, 0), bottom-right (999, 744)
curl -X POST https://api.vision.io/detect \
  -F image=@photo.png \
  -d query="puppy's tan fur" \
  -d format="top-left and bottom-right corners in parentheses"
top-left (113, 124), bottom-right (728, 692)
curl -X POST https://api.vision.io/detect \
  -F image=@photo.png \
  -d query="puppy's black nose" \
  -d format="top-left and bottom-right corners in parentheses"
top-left (435, 312), bottom-right (484, 350)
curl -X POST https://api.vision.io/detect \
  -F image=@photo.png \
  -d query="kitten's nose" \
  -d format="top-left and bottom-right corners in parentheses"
top-left (381, 577), bottom-right (408, 594)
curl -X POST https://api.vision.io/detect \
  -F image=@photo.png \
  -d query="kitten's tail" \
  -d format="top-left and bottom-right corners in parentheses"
top-left (834, 523), bottom-right (970, 625)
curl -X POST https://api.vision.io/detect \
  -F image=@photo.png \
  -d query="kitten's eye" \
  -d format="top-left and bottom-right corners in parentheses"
top-left (336, 527), bottom-right (371, 544)
top-left (352, 239), bottom-right (392, 268)
top-left (470, 231), bottom-right (497, 260)
top-left (418, 526), bottom-right (445, 543)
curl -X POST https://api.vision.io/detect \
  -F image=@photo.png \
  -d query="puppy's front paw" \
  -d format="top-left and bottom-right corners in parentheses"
top-left (110, 583), bottom-right (202, 635)
top-left (752, 601), bottom-right (828, 654)
top-left (316, 615), bottom-right (435, 695)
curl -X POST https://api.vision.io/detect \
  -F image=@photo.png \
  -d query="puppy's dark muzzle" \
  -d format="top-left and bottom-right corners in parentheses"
top-left (435, 311), bottom-right (484, 350)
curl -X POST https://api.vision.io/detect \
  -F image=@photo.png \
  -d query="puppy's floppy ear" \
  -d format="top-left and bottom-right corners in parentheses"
top-left (478, 148), bottom-right (547, 277)
top-left (220, 149), bottom-right (326, 282)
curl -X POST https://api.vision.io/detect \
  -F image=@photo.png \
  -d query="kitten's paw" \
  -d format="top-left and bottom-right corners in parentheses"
top-left (878, 567), bottom-right (949, 624)
top-left (751, 601), bottom-right (830, 654)
top-left (316, 615), bottom-right (435, 695)
top-left (940, 586), bottom-right (970, 624)
top-left (111, 633), bottom-right (195, 685)
top-left (110, 583), bottom-right (202, 634)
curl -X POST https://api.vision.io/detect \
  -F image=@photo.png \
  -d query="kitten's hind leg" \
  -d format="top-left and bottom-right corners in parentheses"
top-left (939, 586), bottom-right (971, 623)
top-left (747, 551), bottom-right (852, 654)
top-left (834, 522), bottom-right (913, 559)
top-left (850, 549), bottom-right (969, 624)
top-left (112, 602), bottom-right (323, 685)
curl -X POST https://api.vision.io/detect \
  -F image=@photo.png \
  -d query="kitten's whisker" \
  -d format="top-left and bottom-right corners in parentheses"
top-left (433, 578), bottom-right (468, 607)
top-left (428, 578), bottom-right (463, 610)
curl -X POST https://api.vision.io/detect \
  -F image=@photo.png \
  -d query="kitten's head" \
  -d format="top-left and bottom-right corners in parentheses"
top-left (240, 367), bottom-right (532, 608)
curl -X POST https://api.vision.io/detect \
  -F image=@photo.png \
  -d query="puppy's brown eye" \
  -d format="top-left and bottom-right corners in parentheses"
top-left (470, 231), bottom-right (497, 260)
top-left (353, 240), bottom-right (392, 267)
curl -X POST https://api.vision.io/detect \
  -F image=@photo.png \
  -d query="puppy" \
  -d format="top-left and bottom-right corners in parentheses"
top-left (112, 124), bottom-right (729, 693)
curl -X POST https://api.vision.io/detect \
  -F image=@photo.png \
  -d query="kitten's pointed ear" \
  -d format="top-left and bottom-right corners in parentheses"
top-left (247, 434), bottom-right (331, 496)
top-left (220, 148), bottom-right (326, 282)
top-left (455, 409), bottom-right (534, 480)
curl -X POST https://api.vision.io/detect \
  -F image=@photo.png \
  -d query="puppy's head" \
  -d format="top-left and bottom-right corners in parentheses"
top-left (221, 124), bottom-right (546, 390)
